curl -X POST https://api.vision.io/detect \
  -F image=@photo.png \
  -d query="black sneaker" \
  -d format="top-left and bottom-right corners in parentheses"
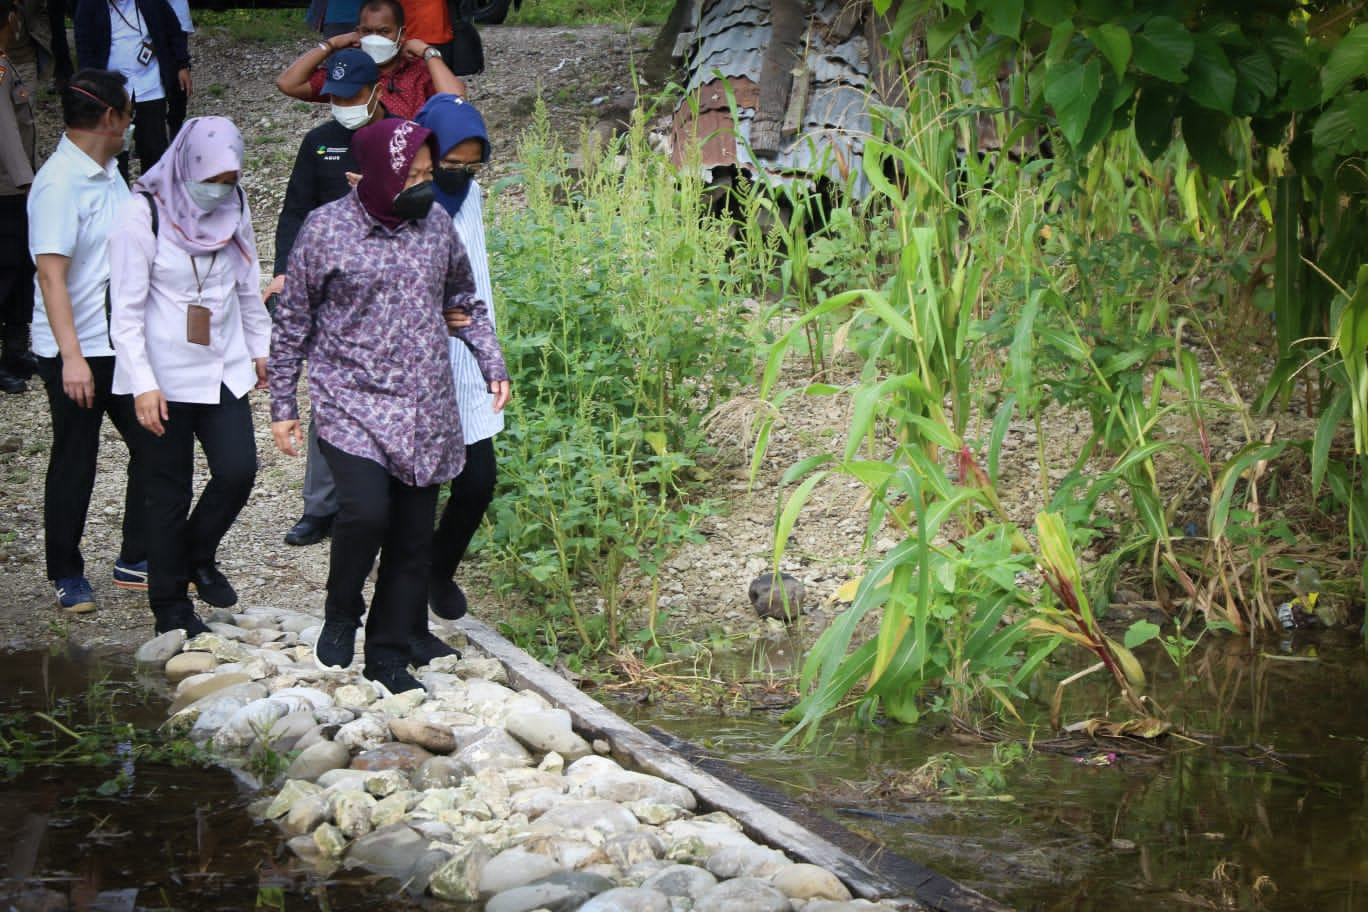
top-left (409, 632), bottom-right (460, 667)
top-left (428, 577), bottom-right (468, 620)
top-left (154, 604), bottom-right (211, 637)
top-left (0, 366), bottom-right (26, 395)
top-left (285, 513), bottom-right (335, 547)
top-left (314, 618), bottom-right (357, 670)
top-left (363, 661), bottom-right (425, 698)
top-left (189, 563), bottom-right (238, 608)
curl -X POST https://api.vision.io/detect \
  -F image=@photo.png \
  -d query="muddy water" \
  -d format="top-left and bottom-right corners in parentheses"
top-left (614, 630), bottom-right (1368, 911)
top-left (0, 647), bottom-right (426, 912)
top-left (4, 632), bottom-right (1367, 911)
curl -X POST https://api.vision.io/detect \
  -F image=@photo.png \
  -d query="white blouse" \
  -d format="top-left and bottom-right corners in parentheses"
top-left (108, 193), bottom-right (271, 403)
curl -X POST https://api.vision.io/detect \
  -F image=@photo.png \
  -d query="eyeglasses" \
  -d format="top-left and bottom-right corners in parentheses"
top-left (438, 162), bottom-right (485, 176)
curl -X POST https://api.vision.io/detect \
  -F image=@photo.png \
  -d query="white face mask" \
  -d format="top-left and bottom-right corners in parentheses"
top-left (331, 85), bottom-right (378, 130)
top-left (186, 180), bottom-right (235, 210)
top-left (359, 32), bottom-right (401, 65)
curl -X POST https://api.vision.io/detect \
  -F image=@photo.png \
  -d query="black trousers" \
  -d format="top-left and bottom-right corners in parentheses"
top-left (46, 0), bottom-right (75, 83)
top-left (35, 355), bottom-right (145, 581)
top-left (166, 81), bottom-right (187, 138)
top-left (118, 97), bottom-right (170, 181)
top-left (431, 435), bottom-right (495, 581)
top-left (0, 195), bottom-right (34, 355)
top-left (131, 385), bottom-right (255, 620)
top-left (320, 438), bottom-right (438, 665)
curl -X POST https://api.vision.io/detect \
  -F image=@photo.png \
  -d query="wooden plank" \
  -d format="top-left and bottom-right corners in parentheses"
top-left (455, 617), bottom-right (1015, 912)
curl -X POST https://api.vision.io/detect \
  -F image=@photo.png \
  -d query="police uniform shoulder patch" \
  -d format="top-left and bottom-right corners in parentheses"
top-left (0, 64), bottom-right (8, 84)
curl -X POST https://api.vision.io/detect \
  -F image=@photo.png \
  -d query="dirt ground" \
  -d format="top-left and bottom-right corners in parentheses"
top-left (0, 22), bottom-right (885, 659)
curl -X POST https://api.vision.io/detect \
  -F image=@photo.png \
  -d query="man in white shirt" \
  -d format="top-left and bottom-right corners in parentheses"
top-left (28, 68), bottom-right (148, 614)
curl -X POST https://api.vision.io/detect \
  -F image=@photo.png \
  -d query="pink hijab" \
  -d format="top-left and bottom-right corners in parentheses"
top-left (134, 116), bottom-right (251, 259)
top-left (352, 118), bottom-right (437, 229)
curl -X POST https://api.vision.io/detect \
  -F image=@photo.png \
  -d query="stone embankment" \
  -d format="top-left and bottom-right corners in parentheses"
top-left (138, 606), bottom-right (916, 912)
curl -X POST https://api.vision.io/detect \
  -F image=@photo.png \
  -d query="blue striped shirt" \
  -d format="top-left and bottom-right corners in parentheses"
top-left (449, 182), bottom-right (505, 445)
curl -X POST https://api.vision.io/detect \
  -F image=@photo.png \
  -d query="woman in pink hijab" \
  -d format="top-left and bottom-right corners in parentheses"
top-left (109, 115), bottom-right (272, 637)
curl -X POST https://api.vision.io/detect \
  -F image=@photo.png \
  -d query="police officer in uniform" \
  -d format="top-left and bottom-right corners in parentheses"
top-left (0, 0), bottom-right (38, 393)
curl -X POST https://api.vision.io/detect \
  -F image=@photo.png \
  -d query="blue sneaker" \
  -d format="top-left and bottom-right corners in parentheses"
top-left (113, 558), bottom-right (148, 591)
top-left (54, 576), bottom-right (97, 614)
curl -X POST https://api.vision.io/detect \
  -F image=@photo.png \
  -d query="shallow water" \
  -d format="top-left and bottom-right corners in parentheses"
top-left (0, 646), bottom-right (432, 912)
top-left (4, 631), bottom-right (1367, 911)
top-left (615, 629), bottom-right (1368, 911)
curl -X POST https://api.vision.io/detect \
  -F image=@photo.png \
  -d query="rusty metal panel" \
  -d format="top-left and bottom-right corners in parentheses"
top-left (671, 0), bottom-right (880, 197)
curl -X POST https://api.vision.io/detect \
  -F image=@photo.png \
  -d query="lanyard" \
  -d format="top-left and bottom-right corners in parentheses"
top-left (189, 251), bottom-right (220, 308)
top-left (108, 0), bottom-right (144, 36)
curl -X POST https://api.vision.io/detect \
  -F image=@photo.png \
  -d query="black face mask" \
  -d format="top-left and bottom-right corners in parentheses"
top-left (433, 167), bottom-right (472, 197)
top-left (392, 180), bottom-right (435, 221)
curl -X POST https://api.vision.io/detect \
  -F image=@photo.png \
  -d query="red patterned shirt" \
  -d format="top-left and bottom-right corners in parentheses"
top-left (307, 55), bottom-right (435, 121)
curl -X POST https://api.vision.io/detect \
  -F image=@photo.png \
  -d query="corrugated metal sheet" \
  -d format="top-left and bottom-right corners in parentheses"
top-left (670, 0), bottom-right (878, 197)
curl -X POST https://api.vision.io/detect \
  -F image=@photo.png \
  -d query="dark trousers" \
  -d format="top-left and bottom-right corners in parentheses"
top-left (118, 97), bottom-right (170, 181)
top-left (0, 196), bottom-right (34, 359)
top-left (47, 0), bottom-right (75, 83)
top-left (36, 355), bottom-right (145, 581)
top-left (166, 80), bottom-right (187, 137)
top-left (320, 438), bottom-right (438, 665)
top-left (431, 436), bottom-right (495, 581)
top-left (132, 385), bottom-right (255, 620)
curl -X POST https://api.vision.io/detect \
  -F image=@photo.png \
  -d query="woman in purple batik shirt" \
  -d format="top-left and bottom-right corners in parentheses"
top-left (268, 117), bottom-right (509, 697)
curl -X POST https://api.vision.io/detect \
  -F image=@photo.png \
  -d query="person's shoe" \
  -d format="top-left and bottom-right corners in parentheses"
top-left (284, 514), bottom-right (335, 547)
top-left (188, 563), bottom-right (237, 607)
top-left (54, 576), bottom-right (96, 614)
top-left (428, 577), bottom-right (468, 621)
top-left (2, 350), bottom-right (38, 380)
top-left (113, 558), bottom-right (149, 591)
top-left (409, 632), bottom-right (460, 667)
top-left (313, 618), bottom-right (358, 670)
top-left (154, 605), bottom-right (211, 637)
top-left (0, 367), bottom-right (26, 395)
top-left (363, 660), bottom-right (425, 698)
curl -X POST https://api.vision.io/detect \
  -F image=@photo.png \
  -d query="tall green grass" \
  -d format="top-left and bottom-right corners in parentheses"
top-left (484, 104), bottom-right (757, 658)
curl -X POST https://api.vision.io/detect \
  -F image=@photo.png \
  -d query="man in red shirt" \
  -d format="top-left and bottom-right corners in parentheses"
top-left (275, 0), bottom-right (463, 121)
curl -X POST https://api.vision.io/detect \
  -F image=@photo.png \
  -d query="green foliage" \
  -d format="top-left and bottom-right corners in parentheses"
top-left (505, 0), bottom-right (674, 26)
top-left (195, 8), bottom-right (312, 43)
top-left (903, 0), bottom-right (1367, 399)
top-left (485, 103), bottom-right (753, 651)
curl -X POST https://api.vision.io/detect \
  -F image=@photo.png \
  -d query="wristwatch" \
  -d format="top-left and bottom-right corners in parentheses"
top-left (423, 46), bottom-right (442, 61)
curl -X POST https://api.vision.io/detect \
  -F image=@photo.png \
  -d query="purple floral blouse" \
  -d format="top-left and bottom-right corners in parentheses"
top-left (269, 191), bottom-right (509, 488)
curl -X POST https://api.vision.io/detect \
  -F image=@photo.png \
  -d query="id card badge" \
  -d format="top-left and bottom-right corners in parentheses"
top-left (187, 304), bottom-right (211, 346)
top-left (137, 41), bottom-right (154, 65)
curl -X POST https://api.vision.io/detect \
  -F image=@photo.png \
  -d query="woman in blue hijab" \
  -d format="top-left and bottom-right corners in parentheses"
top-left (415, 92), bottom-right (501, 624)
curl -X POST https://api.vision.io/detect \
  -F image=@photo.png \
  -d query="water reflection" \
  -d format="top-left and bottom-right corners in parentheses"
top-left (619, 630), bottom-right (1368, 911)
top-left (0, 646), bottom-right (433, 912)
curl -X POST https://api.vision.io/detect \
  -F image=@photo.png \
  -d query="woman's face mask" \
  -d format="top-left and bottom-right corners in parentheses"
top-left (360, 31), bottom-right (401, 65)
top-left (391, 180), bottom-right (434, 221)
top-left (187, 180), bottom-right (235, 211)
top-left (331, 85), bottom-right (378, 130)
top-left (433, 164), bottom-right (473, 197)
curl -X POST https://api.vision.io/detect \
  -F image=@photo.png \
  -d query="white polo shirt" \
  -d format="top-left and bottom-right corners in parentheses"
top-left (27, 134), bottom-right (130, 359)
top-left (107, 0), bottom-right (164, 103)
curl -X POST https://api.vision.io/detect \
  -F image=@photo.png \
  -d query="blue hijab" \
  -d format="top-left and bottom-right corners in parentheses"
top-left (415, 93), bottom-right (491, 216)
